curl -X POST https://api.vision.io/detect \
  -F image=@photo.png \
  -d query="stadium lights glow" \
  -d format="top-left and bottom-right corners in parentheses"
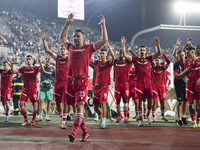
top-left (175, 1), bottom-right (200, 13)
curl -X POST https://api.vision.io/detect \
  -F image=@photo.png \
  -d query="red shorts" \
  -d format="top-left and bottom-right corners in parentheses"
top-left (54, 80), bottom-right (67, 102)
top-left (152, 87), bottom-right (166, 101)
top-left (135, 82), bottom-right (152, 99)
top-left (129, 84), bottom-right (137, 100)
top-left (114, 82), bottom-right (129, 99)
top-left (93, 85), bottom-right (109, 105)
top-left (186, 84), bottom-right (195, 100)
top-left (20, 88), bottom-right (38, 103)
top-left (1, 88), bottom-right (11, 102)
top-left (195, 86), bottom-right (200, 100)
top-left (66, 77), bottom-right (88, 105)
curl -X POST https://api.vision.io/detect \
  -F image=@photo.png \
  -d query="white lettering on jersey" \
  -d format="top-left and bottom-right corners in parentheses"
top-left (24, 71), bottom-right (34, 74)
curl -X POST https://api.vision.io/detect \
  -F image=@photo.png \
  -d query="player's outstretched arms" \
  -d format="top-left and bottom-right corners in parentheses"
top-left (10, 57), bottom-right (18, 74)
top-left (121, 36), bottom-right (131, 62)
top-left (94, 15), bottom-right (108, 50)
top-left (46, 45), bottom-right (56, 65)
top-left (41, 32), bottom-right (53, 56)
top-left (60, 13), bottom-right (76, 44)
top-left (107, 42), bottom-right (115, 64)
top-left (37, 54), bottom-right (45, 72)
top-left (173, 38), bottom-right (181, 61)
top-left (152, 36), bottom-right (162, 60)
top-left (4, 56), bottom-right (11, 66)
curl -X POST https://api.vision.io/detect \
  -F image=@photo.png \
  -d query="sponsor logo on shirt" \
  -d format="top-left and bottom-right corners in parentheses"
top-left (153, 70), bottom-right (163, 73)
top-left (71, 48), bottom-right (85, 52)
top-left (116, 64), bottom-right (126, 67)
top-left (137, 60), bottom-right (148, 65)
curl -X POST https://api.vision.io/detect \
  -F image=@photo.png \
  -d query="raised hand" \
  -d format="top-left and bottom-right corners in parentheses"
top-left (50, 44), bottom-right (56, 52)
top-left (66, 13), bottom-right (76, 25)
top-left (153, 36), bottom-right (159, 45)
top-left (187, 37), bottom-right (192, 45)
top-left (85, 39), bottom-right (90, 45)
top-left (176, 38), bottom-right (182, 46)
top-left (37, 54), bottom-right (41, 61)
top-left (126, 45), bottom-right (132, 51)
top-left (4, 56), bottom-right (8, 62)
top-left (11, 57), bottom-right (15, 64)
top-left (121, 36), bottom-right (127, 45)
top-left (110, 44), bottom-right (116, 51)
top-left (41, 32), bottom-right (47, 40)
top-left (98, 15), bottom-right (105, 25)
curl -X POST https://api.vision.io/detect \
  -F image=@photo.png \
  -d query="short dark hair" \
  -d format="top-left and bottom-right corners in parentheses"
top-left (100, 48), bottom-right (107, 52)
top-left (3, 61), bottom-right (8, 64)
top-left (155, 56), bottom-right (161, 59)
top-left (139, 45), bottom-right (146, 48)
top-left (196, 45), bottom-right (200, 49)
top-left (177, 50), bottom-right (184, 55)
top-left (26, 55), bottom-right (33, 58)
top-left (60, 44), bottom-right (63, 47)
top-left (74, 28), bottom-right (84, 35)
top-left (186, 46), bottom-right (195, 51)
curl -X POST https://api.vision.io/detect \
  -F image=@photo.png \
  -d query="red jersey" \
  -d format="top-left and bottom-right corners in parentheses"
top-left (164, 70), bottom-right (171, 87)
top-left (151, 52), bottom-right (170, 88)
top-left (64, 40), bottom-right (96, 77)
top-left (0, 69), bottom-right (13, 89)
top-left (186, 58), bottom-right (200, 84)
top-left (52, 53), bottom-right (68, 81)
top-left (93, 60), bottom-right (112, 85)
top-left (131, 55), bottom-right (153, 83)
top-left (17, 66), bottom-right (39, 90)
top-left (129, 65), bottom-right (136, 86)
top-left (113, 59), bottom-right (131, 83)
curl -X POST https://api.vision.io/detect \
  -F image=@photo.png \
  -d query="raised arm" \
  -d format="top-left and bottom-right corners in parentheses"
top-left (46, 45), bottom-right (56, 65)
top-left (173, 38), bottom-right (181, 61)
top-left (162, 51), bottom-right (171, 69)
top-left (94, 15), bottom-right (108, 50)
top-left (41, 32), bottom-right (53, 56)
top-left (126, 45), bottom-right (137, 57)
top-left (10, 57), bottom-right (18, 74)
top-left (4, 57), bottom-right (11, 66)
top-left (121, 36), bottom-right (132, 62)
top-left (152, 36), bottom-right (162, 60)
top-left (60, 13), bottom-right (76, 44)
top-left (37, 54), bottom-right (45, 72)
top-left (107, 42), bottom-right (115, 64)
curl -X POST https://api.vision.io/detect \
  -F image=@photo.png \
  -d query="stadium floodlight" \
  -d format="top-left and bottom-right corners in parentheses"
top-left (174, 1), bottom-right (200, 13)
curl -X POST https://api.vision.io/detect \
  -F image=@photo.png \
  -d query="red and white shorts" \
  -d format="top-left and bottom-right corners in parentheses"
top-left (129, 84), bottom-right (137, 100)
top-left (54, 80), bottom-right (67, 102)
top-left (93, 85), bottom-right (109, 105)
top-left (66, 77), bottom-right (88, 105)
top-left (152, 87), bottom-right (166, 101)
top-left (1, 88), bottom-right (11, 102)
top-left (114, 82), bottom-right (129, 99)
top-left (186, 84), bottom-right (195, 100)
top-left (20, 88), bottom-right (38, 103)
top-left (135, 82), bottom-right (152, 99)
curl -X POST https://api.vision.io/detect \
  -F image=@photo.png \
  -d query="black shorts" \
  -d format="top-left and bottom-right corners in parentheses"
top-left (175, 85), bottom-right (187, 102)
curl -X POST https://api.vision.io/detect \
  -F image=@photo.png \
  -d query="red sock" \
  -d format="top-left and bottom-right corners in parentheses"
top-left (136, 111), bottom-right (138, 116)
top-left (21, 106), bottom-right (27, 120)
top-left (71, 113), bottom-right (84, 137)
top-left (161, 110), bottom-right (164, 117)
top-left (62, 113), bottom-right (68, 122)
top-left (80, 116), bottom-right (88, 133)
top-left (189, 104), bottom-right (196, 121)
top-left (123, 103), bottom-right (128, 119)
top-left (196, 105), bottom-right (200, 118)
top-left (139, 111), bottom-right (143, 121)
top-left (58, 112), bottom-right (63, 118)
top-left (147, 109), bottom-right (151, 117)
top-left (32, 107), bottom-right (37, 121)
top-left (117, 104), bottom-right (121, 118)
top-left (143, 101), bottom-right (147, 115)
